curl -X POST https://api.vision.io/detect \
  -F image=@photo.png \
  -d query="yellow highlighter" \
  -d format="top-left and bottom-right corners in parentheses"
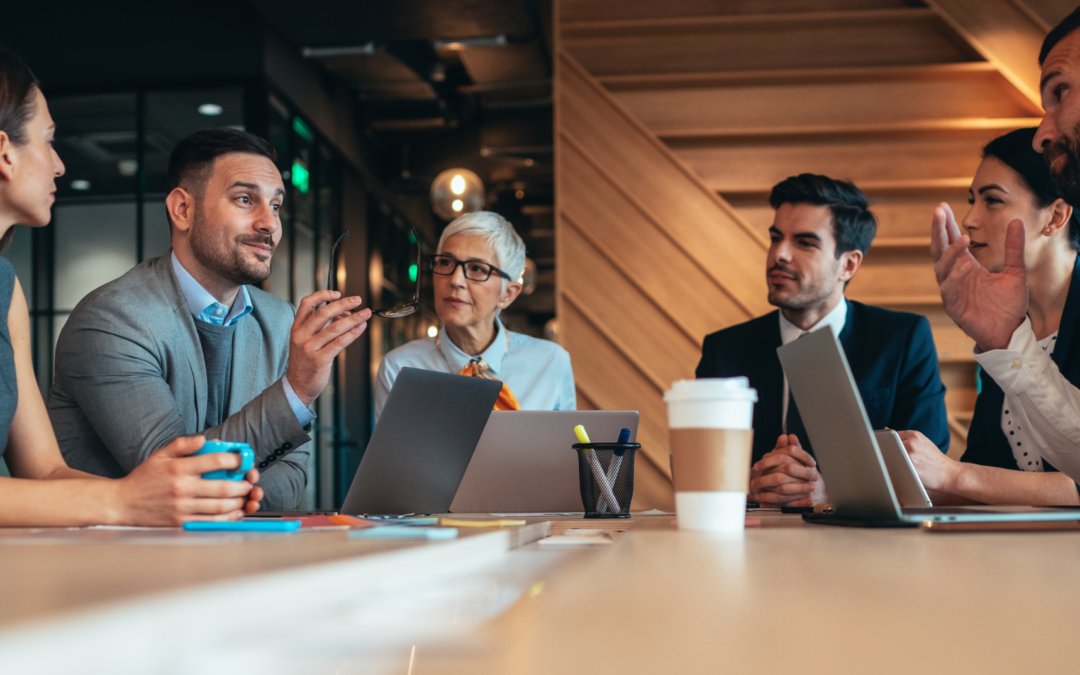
top-left (441, 518), bottom-right (527, 528)
top-left (574, 424), bottom-right (592, 445)
top-left (574, 425), bottom-right (621, 513)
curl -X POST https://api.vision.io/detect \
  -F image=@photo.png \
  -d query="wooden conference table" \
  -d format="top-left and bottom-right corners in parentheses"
top-left (0, 512), bottom-right (1078, 674)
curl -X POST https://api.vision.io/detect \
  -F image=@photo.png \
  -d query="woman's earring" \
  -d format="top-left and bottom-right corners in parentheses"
top-left (1046, 227), bottom-right (1053, 235)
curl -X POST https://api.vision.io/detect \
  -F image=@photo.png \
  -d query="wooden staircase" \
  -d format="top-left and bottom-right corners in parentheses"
top-left (555, 0), bottom-right (1066, 510)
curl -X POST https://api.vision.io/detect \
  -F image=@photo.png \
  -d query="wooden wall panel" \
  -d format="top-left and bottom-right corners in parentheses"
top-left (933, 325), bottom-right (976, 362)
top-left (560, 142), bottom-right (751, 339)
top-left (846, 262), bottom-right (940, 303)
top-left (677, 135), bottom-right (994, 193)
top-left (925, 0), bottom-right (1047, 105)
top-left (728, 195), bottom-right (973, 241)
top-left (1015, 0), bottom-right (1077, 30)
top-left (558, 52), bottom-right (771, 317)
top-left (562, 10), bottom-right (980, 76)
top-left (612, 73), bottom-right (1038, 134)
top-left (561, 226), bottom-right (701, 388)
top-left (941, 362), bottom-right (978, 411)
top-left (561, 0), bottom-right (916, 23)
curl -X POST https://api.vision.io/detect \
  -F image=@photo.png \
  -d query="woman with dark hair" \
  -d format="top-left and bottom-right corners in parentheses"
top-left (0, 48), bottom-right (263, 525)
top-left (903, 127), bottom-right (1080, 504)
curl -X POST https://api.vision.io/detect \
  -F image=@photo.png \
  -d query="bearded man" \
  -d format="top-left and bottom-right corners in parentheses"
top-left (48, 129), bottom-right (371, 510)
top-left (696, 173), bottom-right (949, 507)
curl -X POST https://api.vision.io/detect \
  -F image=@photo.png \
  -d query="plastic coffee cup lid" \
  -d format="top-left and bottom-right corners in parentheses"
top-left (663, 377), bottom-right (758, 403)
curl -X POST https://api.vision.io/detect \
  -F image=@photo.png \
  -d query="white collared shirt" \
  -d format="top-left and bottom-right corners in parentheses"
top-left (778, 297), bottom-right (848, 431)
top-left (373, 318), bottom-right (576, 421)
top-left (975, 317), bottom-right (1080, 477)
top-left (171, 252), bottom-right (252, 326)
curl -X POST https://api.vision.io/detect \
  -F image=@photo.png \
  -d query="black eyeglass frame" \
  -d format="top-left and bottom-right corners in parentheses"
top-left (326, 227), bottom-right (421, 319)
top-left (428, 254), bottom-right (513, 283)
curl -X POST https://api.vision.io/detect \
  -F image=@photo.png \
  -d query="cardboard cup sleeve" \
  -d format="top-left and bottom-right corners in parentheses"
top-left (669, 428), bottom-right (754, 493)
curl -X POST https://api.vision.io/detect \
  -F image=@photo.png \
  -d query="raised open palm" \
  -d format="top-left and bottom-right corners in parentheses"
top-left (930, 203), bottom-right (1027, 352)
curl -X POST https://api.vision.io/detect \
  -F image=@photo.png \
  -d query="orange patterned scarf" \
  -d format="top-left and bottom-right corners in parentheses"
top-left (458, 357), bottom-right (520, 411)
top-left (439, 327), bottom-right (520, 411)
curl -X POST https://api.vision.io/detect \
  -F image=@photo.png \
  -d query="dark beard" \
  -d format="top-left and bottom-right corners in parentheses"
top-left (1045, 128), bottom-right (1080, 207)
top-left (189, 207), bottom-right (275, 287)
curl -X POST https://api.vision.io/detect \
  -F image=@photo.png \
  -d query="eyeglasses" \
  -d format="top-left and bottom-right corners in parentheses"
top-left (326, 228), bottom-right (420, 319)
top-left (429, 254), bottom-right (512, 282)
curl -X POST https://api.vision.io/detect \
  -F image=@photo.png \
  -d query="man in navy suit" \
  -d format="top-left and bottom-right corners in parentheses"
top-left (696, 174), bottom-right (949, 507)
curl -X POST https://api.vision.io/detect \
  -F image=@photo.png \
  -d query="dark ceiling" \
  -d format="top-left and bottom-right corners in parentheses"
top-left (249, 0), bottom-right (540, 43)
top-left (250, 0), bottom-right (556, 329)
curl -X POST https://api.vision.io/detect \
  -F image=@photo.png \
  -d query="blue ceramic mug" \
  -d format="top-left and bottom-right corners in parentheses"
top-left (193, 440), bottom-right (255, 481)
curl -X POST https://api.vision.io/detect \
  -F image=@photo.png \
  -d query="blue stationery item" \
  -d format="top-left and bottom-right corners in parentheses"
top-left (349, 526), bottom-right (458, 540)
top-left (365, 516), bottom-right (440, 525)
top-left (183, 519), bottom-right (301, 532)
top-left (193, 441), bottom-right (255, 481)
top-left (616, 428), bottom-right (632, 445)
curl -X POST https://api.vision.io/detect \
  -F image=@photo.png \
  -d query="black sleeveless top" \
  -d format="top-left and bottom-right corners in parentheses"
top-left (0, 257), bottom-right (17, 449)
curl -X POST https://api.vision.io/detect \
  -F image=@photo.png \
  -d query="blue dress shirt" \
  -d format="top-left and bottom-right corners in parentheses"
top-left (170, 252), bottom-right (315, 428)
top-left (373, 318), bottom-right (576, 421)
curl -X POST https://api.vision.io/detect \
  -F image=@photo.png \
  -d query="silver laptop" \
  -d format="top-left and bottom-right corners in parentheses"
top-left (339, 367), bottom-right (503, 516)
top-left (777, 328), bottom-right (1080, 526)
top-left (449, 411), bottom-right (640, 514)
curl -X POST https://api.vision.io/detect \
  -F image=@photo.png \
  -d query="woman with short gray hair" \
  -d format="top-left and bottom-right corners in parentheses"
top-left (374, 211), bottom-right (575, 419)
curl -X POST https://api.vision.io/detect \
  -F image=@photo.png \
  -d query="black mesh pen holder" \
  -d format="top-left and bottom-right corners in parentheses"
top-left (572, 443), bottom-right (638, 518)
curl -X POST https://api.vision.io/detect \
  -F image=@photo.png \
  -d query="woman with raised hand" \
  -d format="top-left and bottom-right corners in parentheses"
top-left (903, 127), bottom-right (1080, 505)
top-left (0, 48), bottom-right (262, 525)
top-left (374, 210), bottom-right (575, 420)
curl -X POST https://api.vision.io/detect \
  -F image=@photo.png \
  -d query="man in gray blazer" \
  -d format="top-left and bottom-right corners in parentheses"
top-left (48, 129), bottom-right (371, 510)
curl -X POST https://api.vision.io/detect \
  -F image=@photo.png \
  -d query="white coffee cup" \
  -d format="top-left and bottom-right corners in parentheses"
top-left (664, 378), bottom-right (758, 532)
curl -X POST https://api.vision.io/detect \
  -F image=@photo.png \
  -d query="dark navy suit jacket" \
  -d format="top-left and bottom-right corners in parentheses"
top-left (695, 300), bottom-right (950, 464)
top-left (962, 257), bottom-right (1080, 473)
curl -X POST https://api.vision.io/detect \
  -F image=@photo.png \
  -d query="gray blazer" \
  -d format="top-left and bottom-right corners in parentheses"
top-left (48, 253), bottom-right (311, 510)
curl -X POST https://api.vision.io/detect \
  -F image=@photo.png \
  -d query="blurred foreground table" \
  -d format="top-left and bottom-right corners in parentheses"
top-left (0, 513), bottom-right (1078, 674)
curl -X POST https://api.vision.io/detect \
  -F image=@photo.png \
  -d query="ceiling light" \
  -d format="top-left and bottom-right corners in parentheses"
top-left (198, 103), bottom-right (223, 116)
top-left (427, 326), bottom-right (438, 338)
top-left (117, 159), bottom-right (138, 177)
top-left (71, 180), bottom-right (90, 191)
top-left (431, 168), bottom-right (484, 221)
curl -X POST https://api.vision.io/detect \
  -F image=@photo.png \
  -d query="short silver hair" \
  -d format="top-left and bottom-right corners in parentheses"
top-left (437, 211), bottom-right (526, 282)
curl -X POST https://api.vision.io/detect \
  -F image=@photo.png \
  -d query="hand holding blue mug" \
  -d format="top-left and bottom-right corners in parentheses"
top-left (193, 441), bottom-right (255, 481)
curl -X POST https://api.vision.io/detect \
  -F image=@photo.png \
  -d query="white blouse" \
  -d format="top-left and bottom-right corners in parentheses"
top-left (1001, 331), bottom-right (1057, 471)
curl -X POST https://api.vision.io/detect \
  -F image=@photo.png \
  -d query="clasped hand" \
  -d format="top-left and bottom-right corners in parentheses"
top-left (931, 202), bottom-right (1027, 352)
top-left (748, 434), bottom-right (828, 508)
